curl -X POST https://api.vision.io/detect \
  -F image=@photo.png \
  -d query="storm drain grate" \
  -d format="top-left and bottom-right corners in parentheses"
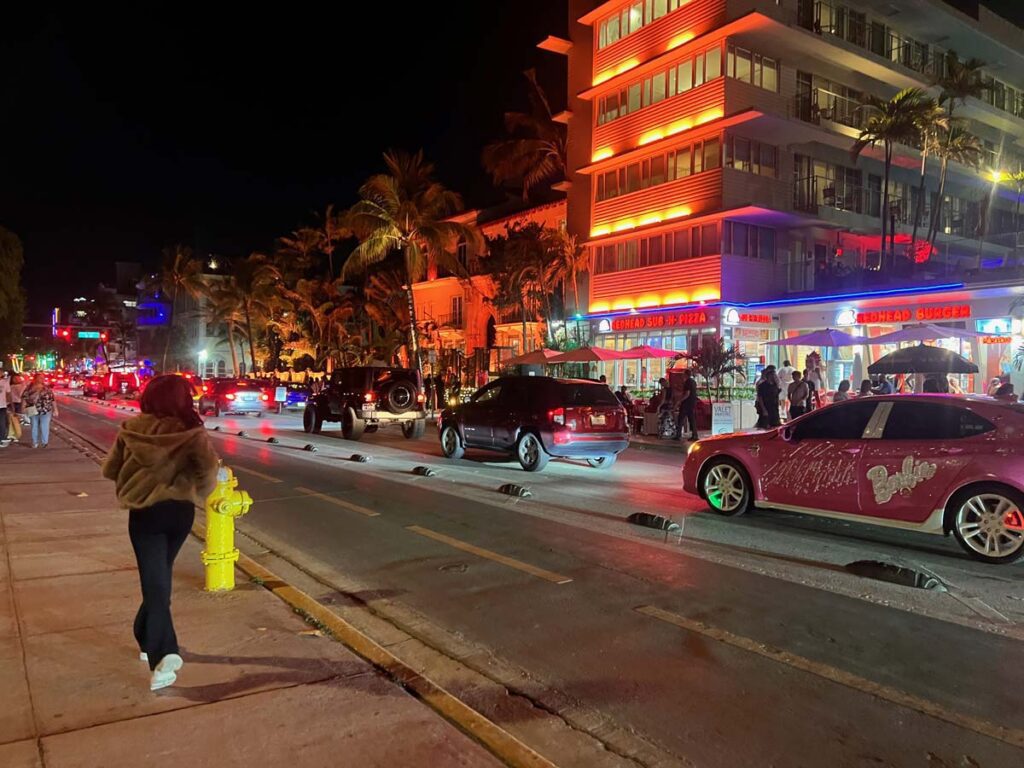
top-left (845, 561), bottom-right (947, 591)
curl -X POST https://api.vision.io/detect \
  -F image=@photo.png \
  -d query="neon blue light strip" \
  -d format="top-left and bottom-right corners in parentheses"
top-left (582, 283), bottom-right (965, 321)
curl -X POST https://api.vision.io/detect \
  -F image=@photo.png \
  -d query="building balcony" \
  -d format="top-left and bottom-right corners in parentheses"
top-left (592, 168), bottom-right (723, 234)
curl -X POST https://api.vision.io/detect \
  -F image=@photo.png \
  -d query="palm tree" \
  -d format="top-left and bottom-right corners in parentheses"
top-left (156, 245), bottom-right (205, 372)
top-left (926, 52), bottom-right (987, 249)
top-left (544, 230), bottom-right (588, 317)
top-left (928, 125), bottom-right (984, 245)
top-left (276, 227), bottom-right (321, 280)
top-left (482, 69), bottom-right (567, 201)
top-left (485, 224), bottom-right (552, 349)
top-left (312, 205), bottom-right (351, 279)
top-left (203, 282), bottom-right (245, 376)
top-left (344, 149), bottom-right (482, 370)
top-left (851, 88), bottom-right (928, 268)
top-left (908, 97), bottom-right (946, 252)
top-left (221, 253), bottom-right (282, 374)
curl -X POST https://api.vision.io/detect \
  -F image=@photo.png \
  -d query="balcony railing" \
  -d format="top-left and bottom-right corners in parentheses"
top-left (434, 312), bottom-right (465, 330)
top-left (794, 174), bottom-right (914, 222)
top-left (793, 89), bottom-right (865, 131)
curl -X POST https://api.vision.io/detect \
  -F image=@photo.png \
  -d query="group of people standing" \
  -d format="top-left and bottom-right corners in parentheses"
top-left (641, 368), bottom-right (700, 442)
top-left (755, 360), bottom-right (825, 428)
top-left (0, 371), bottom-right (57, 448)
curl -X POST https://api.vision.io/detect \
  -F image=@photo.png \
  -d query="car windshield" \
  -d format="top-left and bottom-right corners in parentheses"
top-left (556, 382), bottom-right (619, 407)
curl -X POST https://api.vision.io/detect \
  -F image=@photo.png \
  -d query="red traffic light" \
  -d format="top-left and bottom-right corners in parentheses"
top-left (100, 332), bottom-right (108, 341)
top-left (60, 328), bottom-right (70, 339)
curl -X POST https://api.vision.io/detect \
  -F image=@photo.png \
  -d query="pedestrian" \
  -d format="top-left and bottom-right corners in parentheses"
top-left (858, 379), bottom-right (873, 397)
top-left (987, 377), bottom-right (1003, 396)
top-left (756, 365), bottom-right (781, 429)
top-left (673, 369), bottom-right (699, 441)
top-left (599, 374), bottom-right (608, 385)
top-left (615, 385), bottom-right (632, 408)
top-left (803, 368), bottom-right (821, 411)
top-left (101, 375), bottom-right (219, 691)
top-left (787, 371), bottom-right (809, 419)
top-left (10, 373), bottom-right (26, 424)
top-left (993, 382), bottom-right (1017, 401)
top-left (832, 379), bottom-right (852, 402)
top-left (778, 359), bottom-right (794, 415)
top-left (22, 373), bottom-right (58, 448)
top-left (871, 375), bottom-right (894, 395)
top-left (0, 370), bottom-right (10, 446)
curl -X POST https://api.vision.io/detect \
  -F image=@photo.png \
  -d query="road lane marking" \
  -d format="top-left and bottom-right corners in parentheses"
top-left (636, 605), bottom-right (1024, 749)
top-left (294, 486), bottom-right (380, 517)
top-left (230, 465), bottom-right (283, 484)
top-left (406, 525), bottom-right (572, 585)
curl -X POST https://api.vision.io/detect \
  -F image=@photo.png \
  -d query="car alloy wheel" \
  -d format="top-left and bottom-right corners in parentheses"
top-left (702, 460), bottom-right (749, 515)
top-left (516, 432), bottom-right (548, 472)
top-left (440, 425), bottom-right (464, 460)
top-left (954, 492), bottom-right (1024, 563)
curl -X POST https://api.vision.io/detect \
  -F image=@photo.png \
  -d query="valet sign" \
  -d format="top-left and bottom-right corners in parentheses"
top-left (610, 309), bottom-right (711, 332)
top-left (853, 304), bottom-right (971, 325)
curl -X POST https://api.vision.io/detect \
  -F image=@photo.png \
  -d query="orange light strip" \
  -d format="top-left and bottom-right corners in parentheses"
top-left (589, 286), bottom-right (722, 315)
top-left (590, 204), bottom-right (692, 238)
top-left (603, 106), bottom-right (724, 160)
top-left (593, 57), bottom-right (641, 87)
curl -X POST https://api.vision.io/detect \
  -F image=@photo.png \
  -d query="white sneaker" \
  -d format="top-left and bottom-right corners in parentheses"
top-left (149, 653), bottom-right (183, 691)
top-left (139, 652), bottom-right (148, 662)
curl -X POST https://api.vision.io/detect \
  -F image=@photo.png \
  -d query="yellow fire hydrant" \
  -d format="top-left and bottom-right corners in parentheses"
top-left (201, 466), bottom-right (253, 591)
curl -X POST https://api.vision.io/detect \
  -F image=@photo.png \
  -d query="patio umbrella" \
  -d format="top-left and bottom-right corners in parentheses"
top-left (863, 323), bottom-right (985, 345)
top-left (622, 344), bottom-right (680, 359)
top-left (548, 347), bottom-right (634, 363)
top-left (868, 344), bottom-right (978, 375)
top-left (503, 348), bottom-right (562, 366)
top-left (763, 328), bottom-right (863, 347)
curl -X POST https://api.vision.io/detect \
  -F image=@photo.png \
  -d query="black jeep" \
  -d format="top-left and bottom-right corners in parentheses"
top-left (303, 366), bottom-right (427, 440)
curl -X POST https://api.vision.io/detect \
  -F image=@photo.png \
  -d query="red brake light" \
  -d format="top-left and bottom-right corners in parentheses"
top-left (417, 392), bottom-right (426, 403)
top-left (364, 392), bottom-right (375, 402)
top-left (548, 408), bottom-right (565, 426)
top-left (202, 385), bottom-right (208, 392)
top-left (226, 393), bottom-right (235, 400)
top-left (260, 393), bottom-right (269, 401)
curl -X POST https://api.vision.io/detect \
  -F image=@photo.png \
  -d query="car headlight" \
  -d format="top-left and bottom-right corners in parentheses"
top-left (687, 441), bottom-right (702, 456)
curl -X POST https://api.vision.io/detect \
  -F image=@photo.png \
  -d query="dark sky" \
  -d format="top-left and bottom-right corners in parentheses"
top-left (1, 3), bottom-right (568, 322)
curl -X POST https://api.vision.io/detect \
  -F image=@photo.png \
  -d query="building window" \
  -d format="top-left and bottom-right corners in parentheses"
top-left (726, 45), bottom-right (778, 92)
top-left (594, 134), bottom-right (723, 203)
top-left (597, 0), bottom-right (686, 50)
top-left (451, 296), bottom-right (463, 326)
top-left (724, 135), bottom-right (778, 177)
top-left (722, 221), bottom-right (776, 260)
top-left (593, 221), bottom-right (723, 276)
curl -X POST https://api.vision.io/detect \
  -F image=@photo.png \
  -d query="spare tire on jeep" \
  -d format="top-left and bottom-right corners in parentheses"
top-left (383, 380), bottom-right (417, 414)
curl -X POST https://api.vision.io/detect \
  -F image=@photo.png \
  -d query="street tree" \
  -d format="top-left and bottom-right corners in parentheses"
top-left (0, 227), bottom-right (26, 357)
top-left (156, 245), bottom-right (205, 372)
top-left (681, 338), bottom-right (748, 408)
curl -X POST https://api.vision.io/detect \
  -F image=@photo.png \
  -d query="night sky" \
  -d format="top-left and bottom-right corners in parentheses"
top-left (1, 3), bottom-right (567, 322)
top-left (2, 1), bottom-right (1022, 323)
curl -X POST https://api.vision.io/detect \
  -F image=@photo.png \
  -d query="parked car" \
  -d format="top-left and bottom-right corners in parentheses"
top-left (198, 378), bottom-right (269, 417)
top-left (438, 376), bottom-right (629, 472)
top-left (83, 371), bottom-right (141, 399)
top-left (304, 366), bottom-right (426, 440)
top-left (282, 383), bottom-right (310, 411)
top-left (682, 395), bottom-right (1024, 564)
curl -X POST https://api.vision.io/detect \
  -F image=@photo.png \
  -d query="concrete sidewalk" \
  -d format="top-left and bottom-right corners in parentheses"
top-left (0, 434), bottom-right (504, 767)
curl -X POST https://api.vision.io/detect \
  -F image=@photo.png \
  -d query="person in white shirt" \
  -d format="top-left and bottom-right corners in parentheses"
top-left (777, 360), bottom-right (795, 417)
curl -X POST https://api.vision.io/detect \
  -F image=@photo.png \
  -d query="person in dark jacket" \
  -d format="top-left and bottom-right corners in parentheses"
top-left (102, 375), bottom-right (219, 691)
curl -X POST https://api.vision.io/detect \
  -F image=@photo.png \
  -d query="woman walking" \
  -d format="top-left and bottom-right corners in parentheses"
top-left (101, 375), bottom-right (219, 691)
top-left (22, 373), bottom-right (58, 448)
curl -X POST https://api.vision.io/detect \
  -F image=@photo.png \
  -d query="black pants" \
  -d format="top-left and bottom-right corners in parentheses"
top-left (0, 407), bottom-right (7, 441)
top-left (675, 405), bottom-right (698, 439)
top-left (128, 500), bottom-right (194, 670)
top-left (789, 405), bottom-right (806, 419)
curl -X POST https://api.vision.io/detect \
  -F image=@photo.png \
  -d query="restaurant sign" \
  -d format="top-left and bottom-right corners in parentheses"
top-left (856, 304), bottom-right (971, 324)
top-left (609, 309), bottom-right (711, 332)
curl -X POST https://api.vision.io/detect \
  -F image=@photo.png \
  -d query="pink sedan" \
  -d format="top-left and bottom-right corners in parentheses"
top-left (682, 395), bottom-right (1024, 564)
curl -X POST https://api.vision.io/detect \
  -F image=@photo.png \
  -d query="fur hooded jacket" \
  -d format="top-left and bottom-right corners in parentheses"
top-left (102, 414), bottom-right (220, 509)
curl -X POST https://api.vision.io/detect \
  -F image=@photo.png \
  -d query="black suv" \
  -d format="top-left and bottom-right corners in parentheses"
top-left (304, 366), bottom-right (427, 440)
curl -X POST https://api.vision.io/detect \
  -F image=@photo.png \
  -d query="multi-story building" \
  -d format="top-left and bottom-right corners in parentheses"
top-left (550, 0), bottom-right (1024, 392)
top-left (412, 199), bottom-right (567, 382)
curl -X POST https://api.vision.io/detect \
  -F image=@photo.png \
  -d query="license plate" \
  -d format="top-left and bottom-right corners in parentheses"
top-left (363, 403), bottom-right (376, 412)
top-left (591, 414), bottom-right (606, 426)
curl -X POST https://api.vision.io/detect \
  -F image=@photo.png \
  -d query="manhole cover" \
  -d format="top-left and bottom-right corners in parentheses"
top-left (845, 561), bottom-right (946, 591)
top-left (439, 562), bottom-right (469, 574)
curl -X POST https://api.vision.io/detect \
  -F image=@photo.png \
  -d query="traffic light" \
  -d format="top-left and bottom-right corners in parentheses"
top-left (100, 331), bottom-right (108, 342)
top-left (60, 328), bottom-right (71, 340)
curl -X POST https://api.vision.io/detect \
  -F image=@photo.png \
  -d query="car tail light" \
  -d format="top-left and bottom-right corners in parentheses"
top-left (202, 385), bottom-right (208, 392)
top-left (417, 392), bottom-right (425, 403)
top-left (184, 373), bottom-right (192, 379)
top-left (260, 393), bottom-right (269, 401)
top-left (364, 392), bottom-right (375, 402)
top-left (548, 408), bottom-right (565, 426)
top-left (226, 393), bottom-right (236, 400)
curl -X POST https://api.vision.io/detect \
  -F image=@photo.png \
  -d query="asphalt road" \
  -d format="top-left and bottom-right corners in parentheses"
top-left (55, 394), bottom-right (1024, 767)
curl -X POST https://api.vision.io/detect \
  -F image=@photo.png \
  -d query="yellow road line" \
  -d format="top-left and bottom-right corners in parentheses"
top-left (636, 605), bottom-right (1024, 749)
top-left (294, 486), bottom-right (380, 517)
top-left (230, 465), bottom-right (283, 484)
top-left (188, 525), bottom-right (557, 768)
top-left (406, 525), bottom-right (572, 585)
